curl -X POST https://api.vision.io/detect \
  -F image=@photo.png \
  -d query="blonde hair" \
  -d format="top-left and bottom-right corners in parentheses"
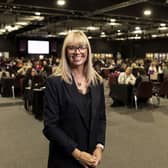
top-left (54, 30), bottom-right (102, 85)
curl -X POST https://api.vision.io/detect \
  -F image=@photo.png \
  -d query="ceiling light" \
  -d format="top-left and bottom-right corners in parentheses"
top-left (86, 26), bottom-right (99, 31)
top-left (35, 12), bottom-right (41, 16)
top-left (135, 36), bottom-right (141, 39)
top-left (0, 29), bottom-right (6, 33)
top-left (160, 23), bottom-right (166, 27)
top-left (128, 36), bottom-right (141, 40)
top-left (100, 35), bottom-right (106, 38)
top-left (100, 33), bottom-right (106, 37)
top-left (158, 34), bottom-right (166, 37)
top-left (58, 31), bottom-right (68, 35)
top-left (15, 22), bottom-right (29, 26)
top-left (47, 34), bottom-right (57, 37)
top-left (144, 9), bottom-right (152, 16)
top-left (34, 16), bottom-right (44, 21)
top-left (158, 27), bottom-right (167, 30)
top-left (110, 18), bottom-right (116, 22)
top-left (117, 32), bottom-right (123, 36)
top-left (152, 34), bottom-right (157, 38)
top-left (115, 38), bottom-right (125, 41)
top-left (57, 0), bottom-right (66, 6)
top-left (133, 30), bottom-right (143, 34)
top-left (135, 26), bottom-right (141, 30)
top-left (88, 36), bottom-right (92, 39)
top-left (107, 22), bottom-right (120, 26)
top-left (5, 25), bottom-right (18, 32)
top-left (21, 16), bottom-right (44, 21)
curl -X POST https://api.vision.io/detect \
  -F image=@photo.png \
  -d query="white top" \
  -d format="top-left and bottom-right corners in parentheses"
top-left (118, 72), bottom-right (136, 85)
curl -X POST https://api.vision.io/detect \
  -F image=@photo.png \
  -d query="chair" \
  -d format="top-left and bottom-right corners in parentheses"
top-left (32, 87), bottom-right (45, 120)
top-left (23, 87), bottom-right (33, 112)
top-left (1, 78), bottom-right (15, 97)
top-left (152, 81), bottom-right (161, 105)
top-left (154, 79), bottom-right (168, 105)
top-left (108, 73), bottom-right (118, 87)
top-left (134, 81), bottom-right (153, 110)
top-left (14, 75), bottom-right (24, 96)
top-left (159, 79), bottom-right (168, 98)
top-left (110, 84), bottom-right (133, 107)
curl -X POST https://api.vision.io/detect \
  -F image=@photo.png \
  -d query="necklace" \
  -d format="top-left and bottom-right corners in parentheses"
top-left (76, 80), bottom-right (88, 94)
top-left (76, 79), bottom-right (84, 87)
top-left (72, 73), bottom-right (88, 94)
top-left (74, 76), bottom-right (87, 89)
top-left (75, 79), bottom-right (88, 94)
top-left (76, 81), bottom-right (82, 87)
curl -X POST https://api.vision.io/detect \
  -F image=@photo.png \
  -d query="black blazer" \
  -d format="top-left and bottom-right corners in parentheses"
top-left (43, 76), bottom-right (106, 168)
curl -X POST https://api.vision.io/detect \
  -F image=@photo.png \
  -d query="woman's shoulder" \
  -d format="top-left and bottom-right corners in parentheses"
top-left (117, 71), bottom-right (123, 76)
top-left (46, 75), bottom-right (63, 85)
top-left (92, 76), bottom-right (104, 89)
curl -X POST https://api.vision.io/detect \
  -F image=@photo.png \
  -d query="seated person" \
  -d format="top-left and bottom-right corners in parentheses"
top-left (111, 67), bottom-right (135, 107)
top-left (148, 61), bottom-right (158, 81)
top-left (162, 62), bottom-right (168, 80)
top-left (134, 68), bottom-right (149, 88)
top-left (148, 61), bottom-right (157, 75)
top-left (134, 69), bottom-right (150, 105)
top-left (118, 67), bottom-right (136, 85)
top-left (0, 67), bottom-right (10, 78)
top-left (23, 67), bottom-right (45, 90)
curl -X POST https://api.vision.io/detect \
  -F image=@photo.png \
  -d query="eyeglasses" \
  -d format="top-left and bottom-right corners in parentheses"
top-left (67, 45), bottom-right (88, 52)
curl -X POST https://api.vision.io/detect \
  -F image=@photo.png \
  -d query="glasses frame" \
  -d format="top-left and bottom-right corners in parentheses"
top-left (67, 45), bottom-right (88, 53)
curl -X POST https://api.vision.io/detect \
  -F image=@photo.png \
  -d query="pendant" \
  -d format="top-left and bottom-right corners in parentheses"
top-left (77, 82), bottom-right (82, 86)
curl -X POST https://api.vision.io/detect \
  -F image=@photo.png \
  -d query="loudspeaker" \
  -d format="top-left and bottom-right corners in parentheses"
top-left (19, 40), bottom-right (27, 53)
top-left (50, 41), bottom-right (57, 53)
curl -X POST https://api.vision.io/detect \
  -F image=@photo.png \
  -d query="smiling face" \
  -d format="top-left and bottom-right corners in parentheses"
top-left (62, 31), bottom-right (90, 69)
top-left (66, 43), bottom-right (88, 67)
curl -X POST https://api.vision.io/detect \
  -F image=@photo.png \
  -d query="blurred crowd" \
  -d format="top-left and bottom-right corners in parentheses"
top-left (1, 54), bottom-right (168, 97)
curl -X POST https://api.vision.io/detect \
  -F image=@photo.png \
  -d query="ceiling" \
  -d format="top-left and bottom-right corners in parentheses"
top-left (0, 0), bottom-right (168, 40)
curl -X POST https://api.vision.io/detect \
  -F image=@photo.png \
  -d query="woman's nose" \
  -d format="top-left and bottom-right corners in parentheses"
top-left (74, 48), bottom-right (80, 53)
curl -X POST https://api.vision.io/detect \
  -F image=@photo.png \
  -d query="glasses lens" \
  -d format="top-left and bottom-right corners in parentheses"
top-left (67, 45), bottom-right (87, 52)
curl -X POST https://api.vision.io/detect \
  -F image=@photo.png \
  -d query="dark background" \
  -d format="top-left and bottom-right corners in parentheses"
top-left (0, 36), bottom-right (167, 59)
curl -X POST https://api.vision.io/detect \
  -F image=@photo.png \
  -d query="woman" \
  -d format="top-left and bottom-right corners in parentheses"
top-left (118, 67), bottom-right (136, 85)
top-left (43, 30), bottom-right (106, 168)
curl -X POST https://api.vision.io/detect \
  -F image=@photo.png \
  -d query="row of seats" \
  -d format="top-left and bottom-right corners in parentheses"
top-left (109, 79), bottom-right (168, 109)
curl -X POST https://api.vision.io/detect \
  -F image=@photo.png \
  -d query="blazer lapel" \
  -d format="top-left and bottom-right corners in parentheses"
top-left (90, 84), bottom-right (97, 131)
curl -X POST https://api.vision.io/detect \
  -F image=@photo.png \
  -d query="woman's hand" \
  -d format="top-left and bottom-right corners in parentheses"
top-left (92, 147), bottom-right (103, 167)
top-left (79, 151), bottom-right (97, 167)
top-left (72, 149), bottom-right (97, 167)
